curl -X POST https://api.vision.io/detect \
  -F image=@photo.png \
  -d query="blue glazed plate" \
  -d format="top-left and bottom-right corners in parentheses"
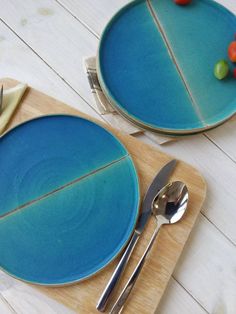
top-left (0, 115), bottom-right (140, 285)
top-left (98, 0), bottom-right (236, 135)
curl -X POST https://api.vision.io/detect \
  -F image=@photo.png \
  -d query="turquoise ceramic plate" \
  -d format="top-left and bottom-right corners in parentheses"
top-left (0, 115), bottom-right (139, 285)
top-left (98, 0), bottom-right (236, 135)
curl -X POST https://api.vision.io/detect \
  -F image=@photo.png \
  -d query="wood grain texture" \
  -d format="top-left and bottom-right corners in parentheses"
top-left (0, 78), bottom-right (206, 314)
top-left (156, 278), bottom-right (207, 314)
top-left (0, 16), bottom-right (101, 121)
top-left (56, 0), bottom-right (129, 37)
top-left (173, 215), bottom-right (236, 314)
top-left (0, 294), bottom-right (15, 314)
top-left (0, 271), bottom-right (75, 314)
top-left (0, 0), bottom-right (97, 105)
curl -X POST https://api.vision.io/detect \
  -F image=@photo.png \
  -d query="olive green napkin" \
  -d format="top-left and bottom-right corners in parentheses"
top-left (0, 83), bottom-right (28, 135)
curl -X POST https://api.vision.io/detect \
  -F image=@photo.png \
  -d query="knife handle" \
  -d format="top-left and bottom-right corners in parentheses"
top-left (96, 231), bottom-right (140, 312)
top-left (110, 221), bottom-right (162, 314)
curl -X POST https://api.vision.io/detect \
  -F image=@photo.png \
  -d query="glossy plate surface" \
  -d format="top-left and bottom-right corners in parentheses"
top-left (98, 0), bottom-right (236, 134)
top-left (0, 115), bottom-right (139, 285)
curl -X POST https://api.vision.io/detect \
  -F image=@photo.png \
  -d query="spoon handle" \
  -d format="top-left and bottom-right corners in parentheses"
top-left (110, 220), bottom-right (163, 314)
top-left (97, 231), bottom-right (140, 312)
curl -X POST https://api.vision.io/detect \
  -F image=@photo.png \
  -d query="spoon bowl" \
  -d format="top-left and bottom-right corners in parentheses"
top-left (152, 181), bottom-right (188, 224)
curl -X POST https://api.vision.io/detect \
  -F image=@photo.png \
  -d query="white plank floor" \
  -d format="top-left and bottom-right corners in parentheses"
top-left (0, 0), bottom-right (235, 313)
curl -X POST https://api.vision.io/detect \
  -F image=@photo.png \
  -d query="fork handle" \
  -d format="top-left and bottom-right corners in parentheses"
top-left (96, 231), bottom-right (140, 312)
top-left (110, 221), bottom-right (163, 314)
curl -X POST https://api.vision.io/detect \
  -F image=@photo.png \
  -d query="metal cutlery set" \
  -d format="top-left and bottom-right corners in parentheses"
top-left (97, 160), bottom-right (189, 313)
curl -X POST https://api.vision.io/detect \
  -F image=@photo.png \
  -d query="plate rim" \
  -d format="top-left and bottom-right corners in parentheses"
top-left (97, 0), bottom-right (236, 135)
top-left (0, 113), bottom-right (141, 286)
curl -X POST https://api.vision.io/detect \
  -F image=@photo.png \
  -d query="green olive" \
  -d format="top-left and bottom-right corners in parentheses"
top-left (214, 60), bottom-right (229, 80)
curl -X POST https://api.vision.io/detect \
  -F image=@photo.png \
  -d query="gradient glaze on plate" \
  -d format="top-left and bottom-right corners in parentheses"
top-left (0, 115), bottom-right (139, 285)
top-left (98, 0), bottom-right (236, 134)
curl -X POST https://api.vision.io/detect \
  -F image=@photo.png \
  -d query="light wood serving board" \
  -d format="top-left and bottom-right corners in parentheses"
top-left (1, 78), bottom-right (206, 314)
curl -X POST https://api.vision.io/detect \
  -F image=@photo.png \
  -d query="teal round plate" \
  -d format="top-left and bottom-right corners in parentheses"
top-left (98, 0), bottom-right (236, 135)
top-left (0, 115), bottom-right (139, 285)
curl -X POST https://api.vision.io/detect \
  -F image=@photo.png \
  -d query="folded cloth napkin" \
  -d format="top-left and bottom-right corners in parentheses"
top-left (84, 57), bottom-right (176, 145)
top-left (0, 83), bottom-right (28, 135)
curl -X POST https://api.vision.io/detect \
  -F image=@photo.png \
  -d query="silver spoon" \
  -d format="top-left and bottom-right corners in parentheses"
top-left (110, 181), bottom-right (189, 314)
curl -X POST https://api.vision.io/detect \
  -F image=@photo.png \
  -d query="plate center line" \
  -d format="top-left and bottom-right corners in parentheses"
top-left (0, 154), bottom-right (129, 220)
top-left (146, 0), bottom-right (206, 125)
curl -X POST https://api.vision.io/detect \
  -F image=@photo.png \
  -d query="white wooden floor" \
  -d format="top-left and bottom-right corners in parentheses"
top-left (0, 1), bottom-right (236, 313)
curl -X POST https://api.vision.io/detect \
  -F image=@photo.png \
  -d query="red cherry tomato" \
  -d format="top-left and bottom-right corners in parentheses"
top-left (174, 0), bottom-right (192, 5)
top-left (228, 41), bottom-right (236, 62)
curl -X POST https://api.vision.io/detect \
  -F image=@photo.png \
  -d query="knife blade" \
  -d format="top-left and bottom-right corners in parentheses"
top-left (96, 159), bottom-right (177, 312)
top-left (135, 159), bottom-right (177, 234)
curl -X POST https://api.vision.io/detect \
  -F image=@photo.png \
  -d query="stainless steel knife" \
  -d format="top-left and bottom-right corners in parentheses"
top-left (96, 159), bottom-right (177, 312)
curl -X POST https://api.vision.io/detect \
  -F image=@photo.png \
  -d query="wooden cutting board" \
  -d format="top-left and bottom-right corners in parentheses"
top-left (1, 78), bottom-right (206, 314)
